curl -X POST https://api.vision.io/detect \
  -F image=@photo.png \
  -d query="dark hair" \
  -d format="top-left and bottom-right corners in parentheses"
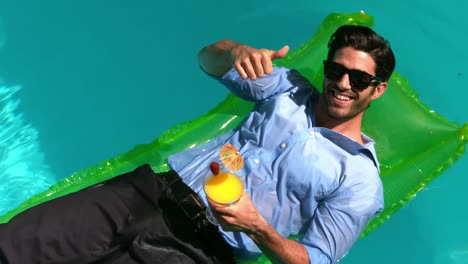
top-left (327, 25), bottom-right (396, 82)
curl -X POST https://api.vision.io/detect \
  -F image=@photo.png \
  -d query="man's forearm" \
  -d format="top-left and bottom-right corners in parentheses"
top-left (198, 39), bottom-right (240, 76)
top-left (249, 215), bottom-right (309, 264)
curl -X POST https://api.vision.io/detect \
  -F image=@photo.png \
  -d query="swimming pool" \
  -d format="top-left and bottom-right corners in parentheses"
top-left (0, 1), bottom-right (466, 263)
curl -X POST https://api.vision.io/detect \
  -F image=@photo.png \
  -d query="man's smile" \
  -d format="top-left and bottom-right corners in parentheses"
top-left (327, 88), bottom-right (355, 104)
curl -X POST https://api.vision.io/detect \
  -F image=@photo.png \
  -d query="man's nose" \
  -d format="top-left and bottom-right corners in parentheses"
top-left (336, 73), bottom-right (352, 90)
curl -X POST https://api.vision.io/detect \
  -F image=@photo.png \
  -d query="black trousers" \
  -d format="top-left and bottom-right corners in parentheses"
top-left (0, 164), bottom-right (236, 264)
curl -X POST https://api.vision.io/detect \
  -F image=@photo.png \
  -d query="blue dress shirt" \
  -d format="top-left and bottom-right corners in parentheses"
top-left (168, 67), bottom-right (384, 264)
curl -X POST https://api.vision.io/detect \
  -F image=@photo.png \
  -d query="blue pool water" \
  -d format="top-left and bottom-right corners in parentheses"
top-left (0, 1), bottom-right (466, 263)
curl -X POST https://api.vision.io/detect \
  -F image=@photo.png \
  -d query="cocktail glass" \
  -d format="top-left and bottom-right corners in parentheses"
top-left (203, 167), bottom-right (244, 225)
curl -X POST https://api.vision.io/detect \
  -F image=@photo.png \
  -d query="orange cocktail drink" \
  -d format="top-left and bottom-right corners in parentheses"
top-left (204, 170), bottom-right (244, 204)
top-left (204, 147), bottom-right (244, 224)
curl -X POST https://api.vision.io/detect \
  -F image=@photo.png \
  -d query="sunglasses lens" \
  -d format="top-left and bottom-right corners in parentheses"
top-left (324, 62), bottom-right (344, 81)
top-left (349, 72), bottom-right (372, 91)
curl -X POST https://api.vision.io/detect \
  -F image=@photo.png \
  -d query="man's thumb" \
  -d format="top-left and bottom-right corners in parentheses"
top-left (271, 45), bottom-right (289, 60)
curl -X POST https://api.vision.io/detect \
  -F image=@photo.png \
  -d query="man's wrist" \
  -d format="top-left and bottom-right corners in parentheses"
top-left (247, 213), bottom-right (276, 243)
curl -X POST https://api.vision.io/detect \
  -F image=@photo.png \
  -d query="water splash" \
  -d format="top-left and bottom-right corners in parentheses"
top-left (0, 84), bottom-right (55, 216)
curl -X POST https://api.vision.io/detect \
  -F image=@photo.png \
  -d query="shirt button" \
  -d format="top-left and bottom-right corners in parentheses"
top-left (254, 159), bottom-right (260, 164)
top-left (280, 143), bottom-right (287, 149)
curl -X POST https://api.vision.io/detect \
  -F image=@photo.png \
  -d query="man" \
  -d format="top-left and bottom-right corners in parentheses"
top-left (0, 25), bottom-right (395, 264)
top-left (171, 25), bottom-right (394, 263)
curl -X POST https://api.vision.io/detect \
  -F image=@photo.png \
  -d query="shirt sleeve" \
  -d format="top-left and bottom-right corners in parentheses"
top-left (298, 173), bottom-right (384, 264)
top-left (214, 67), bottom-right (312, 102)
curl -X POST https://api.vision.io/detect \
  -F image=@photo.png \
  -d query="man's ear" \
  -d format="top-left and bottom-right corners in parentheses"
top-left (371, 82), bottom-right (387, 100)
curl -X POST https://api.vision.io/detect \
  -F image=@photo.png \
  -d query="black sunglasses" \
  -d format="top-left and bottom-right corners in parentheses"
top-left (323, 60), bottom-right (382, 91)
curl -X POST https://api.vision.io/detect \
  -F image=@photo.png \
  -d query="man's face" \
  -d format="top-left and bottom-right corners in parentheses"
top-left (319, 47), bottom-right (385, 122)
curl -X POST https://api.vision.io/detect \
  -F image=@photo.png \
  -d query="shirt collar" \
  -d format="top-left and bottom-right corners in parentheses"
top-left (315, 128), bottom-right (380, 172)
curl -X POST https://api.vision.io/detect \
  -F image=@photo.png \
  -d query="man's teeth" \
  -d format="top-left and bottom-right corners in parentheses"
top-left (334, 94), bottom-right (351, 101)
